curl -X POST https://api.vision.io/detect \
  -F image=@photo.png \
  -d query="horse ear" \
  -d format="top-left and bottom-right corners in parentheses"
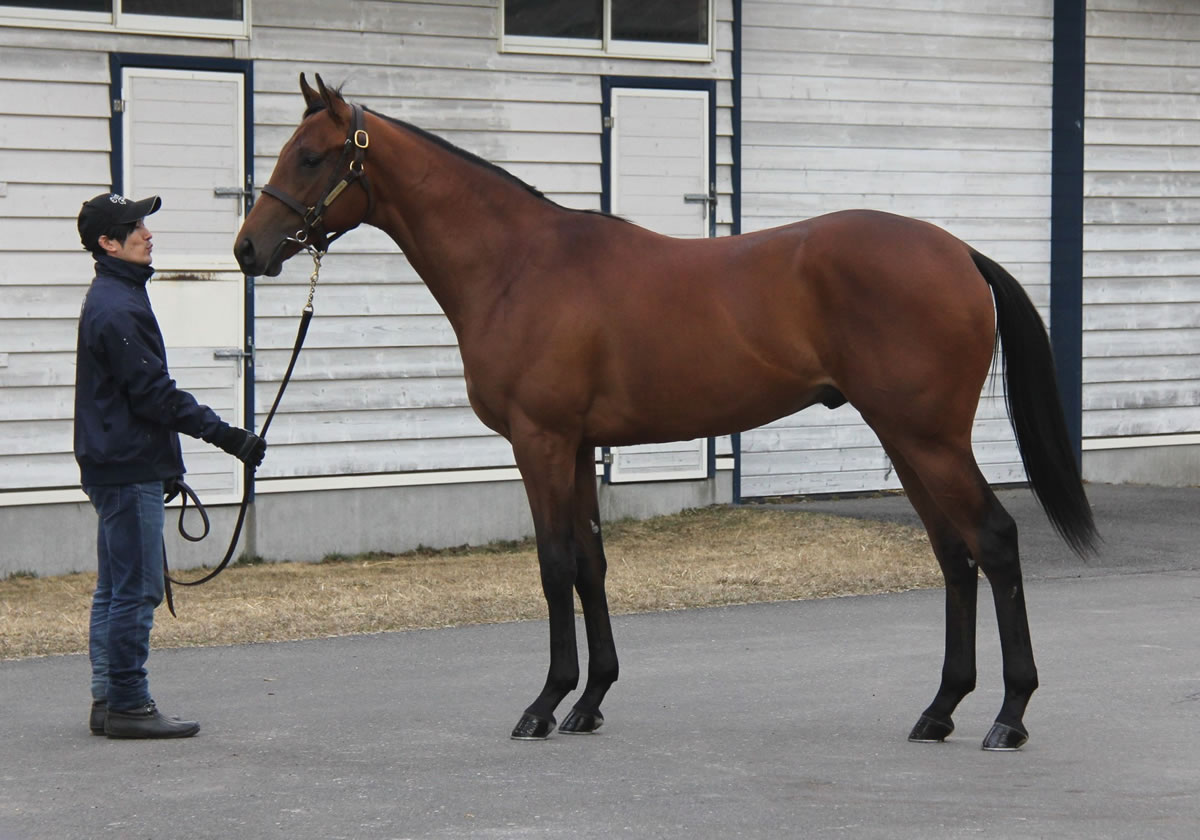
top-left (300, 73), bottom-right (321, 109)
top-left (313, 73), bottom-right (350, 125)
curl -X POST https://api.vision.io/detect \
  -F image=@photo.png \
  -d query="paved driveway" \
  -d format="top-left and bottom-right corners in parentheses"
top-left (2, 484), bottom-right (1197, 839)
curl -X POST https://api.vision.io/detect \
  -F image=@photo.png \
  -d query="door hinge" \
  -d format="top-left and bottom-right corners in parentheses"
top-left (112, 99), bottom-right (126, 114)
top-left (602, 451), bottom-right (614, 465)
top-left (603, 115), bottom-right (615, 129)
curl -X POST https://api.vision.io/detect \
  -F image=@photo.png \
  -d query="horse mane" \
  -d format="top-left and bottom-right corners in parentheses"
top-left (304, 90), bottom-right (625, 222)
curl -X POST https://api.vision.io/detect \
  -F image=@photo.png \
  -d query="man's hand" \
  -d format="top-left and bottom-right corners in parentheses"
top-left (216, 426), bottom-right (267, 468)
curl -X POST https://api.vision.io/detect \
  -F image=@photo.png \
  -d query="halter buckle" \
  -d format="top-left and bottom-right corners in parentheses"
top-left (354, 129), bottom-right (369, 149)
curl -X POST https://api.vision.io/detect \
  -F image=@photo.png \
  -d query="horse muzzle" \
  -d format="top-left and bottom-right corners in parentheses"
top-left (234, 235), bottom-right (293, 277)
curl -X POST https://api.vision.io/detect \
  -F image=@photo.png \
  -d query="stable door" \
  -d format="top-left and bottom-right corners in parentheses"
top-left (606, 86), bottom-right (713, 483)
top-left (119, 66), bottom-right (249, 502)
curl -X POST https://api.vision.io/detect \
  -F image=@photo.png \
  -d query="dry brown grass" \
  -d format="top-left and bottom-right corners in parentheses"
top-left (0, 505), bottom-right (940, 660)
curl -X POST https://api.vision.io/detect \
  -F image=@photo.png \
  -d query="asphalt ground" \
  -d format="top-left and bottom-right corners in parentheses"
top-left (2, 483), bottom-right (1197, 839)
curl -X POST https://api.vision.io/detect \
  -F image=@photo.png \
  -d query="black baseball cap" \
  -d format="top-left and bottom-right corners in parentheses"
top-left (77, 192), bottom-right (162, 250)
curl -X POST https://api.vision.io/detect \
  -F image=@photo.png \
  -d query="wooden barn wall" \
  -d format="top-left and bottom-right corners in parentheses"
top-left (0, 29), bottom-right (231, 498)
top-left (1082, 0), bottom-right (1200, 444)
top-left (248, 0), bottom-right (736, 485)
top-left (737, 0), bottom-right (1052, 498)
top-left (0, 1), bottom-right (735, 500)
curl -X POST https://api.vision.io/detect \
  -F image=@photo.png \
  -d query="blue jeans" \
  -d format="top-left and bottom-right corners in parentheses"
top-left (85, 481), bottom-right (166, 711)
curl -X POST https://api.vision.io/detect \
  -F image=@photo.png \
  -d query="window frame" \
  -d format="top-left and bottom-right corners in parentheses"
top-left (0, 0), bottom-right (249, 39)
top-left (500, 0), bottom-right (713, 62)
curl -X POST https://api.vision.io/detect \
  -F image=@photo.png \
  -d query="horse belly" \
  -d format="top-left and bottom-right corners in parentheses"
top-left (585, 329), bottom-right (831, 446)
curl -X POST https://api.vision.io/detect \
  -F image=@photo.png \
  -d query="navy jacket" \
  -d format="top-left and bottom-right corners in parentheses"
top-left (74, 255), bottom-right (229, 486)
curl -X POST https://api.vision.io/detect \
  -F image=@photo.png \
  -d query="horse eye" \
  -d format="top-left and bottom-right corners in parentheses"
top-left (299, 152), bottom-right (325, 169)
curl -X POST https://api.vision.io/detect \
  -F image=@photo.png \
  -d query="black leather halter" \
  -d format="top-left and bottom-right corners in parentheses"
top-left (260, 103), bottom-right (373, 254)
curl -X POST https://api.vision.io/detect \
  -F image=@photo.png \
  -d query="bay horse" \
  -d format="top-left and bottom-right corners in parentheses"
top-left (235, 75), bottom-right (1097, 751)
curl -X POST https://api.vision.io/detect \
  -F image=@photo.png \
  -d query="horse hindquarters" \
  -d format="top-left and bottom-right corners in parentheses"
top-left (870, 248), bottom-right (1095, 750)
top-left (847, 246), bottom-right (1054, 750)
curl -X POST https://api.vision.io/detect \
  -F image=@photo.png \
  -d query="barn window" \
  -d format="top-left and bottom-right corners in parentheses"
top-left (502, 0), bottom-right (711, 61)
top-left (0, 0), bottom-right (247, 37)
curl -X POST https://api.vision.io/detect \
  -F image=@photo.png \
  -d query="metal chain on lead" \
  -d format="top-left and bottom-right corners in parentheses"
top-left (304, 247), bottom-right (324, 312)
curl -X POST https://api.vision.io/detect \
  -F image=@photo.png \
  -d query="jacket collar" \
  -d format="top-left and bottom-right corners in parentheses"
top-left (95, 254), bottom-right (155, 287)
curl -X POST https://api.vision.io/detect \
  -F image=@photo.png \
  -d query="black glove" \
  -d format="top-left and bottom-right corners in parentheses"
top-left (163, 476), bottom-right (183, 503)
top-left (215, 426), bottom-right (267, 468)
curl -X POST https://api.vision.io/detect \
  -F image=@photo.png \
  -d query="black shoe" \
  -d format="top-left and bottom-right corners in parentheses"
top-left (89, 700), bottom-right (107, 735)
top-left (92, 699), bottom-right (184, 735)
top-left (104, 702), bottom-right (200, 739)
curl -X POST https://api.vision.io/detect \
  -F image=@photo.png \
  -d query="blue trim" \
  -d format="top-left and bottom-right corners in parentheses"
top-left (731, 0), bottom-right (742, 239)
top-left (600, 74), bottom-right (720, 484)
top-left (731, 0), bottom-right (743, 502)
top-left (1049, 0), bottom-right (1086, 466)
top-left (108, 52), bottom-right (258, 496)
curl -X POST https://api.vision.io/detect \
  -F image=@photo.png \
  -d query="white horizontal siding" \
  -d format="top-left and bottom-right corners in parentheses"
top-left (0, 2), bottom-right (736, 494)
top-left (737, 0), bottom-right (1049, 497)
top-left (0, 24), bottom-right (241, 498)
top-left (0, 41), bottom-right (112, 496)
top-left (1082, 0), bottom-right (1200, 444)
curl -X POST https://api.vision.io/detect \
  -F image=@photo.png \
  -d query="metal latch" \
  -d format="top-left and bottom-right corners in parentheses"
top-left (214, 186), bottom-right (253, 198)
top-left (213, 347), bottom-right (252, 378)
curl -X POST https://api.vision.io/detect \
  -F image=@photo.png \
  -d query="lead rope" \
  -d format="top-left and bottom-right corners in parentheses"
top-left (162, 248), bottom-right (324, 616)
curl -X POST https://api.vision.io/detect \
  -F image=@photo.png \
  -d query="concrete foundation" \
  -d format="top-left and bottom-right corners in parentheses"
top-left (1, 472), bottom-right (733, 579)
top-left (1083, 444), bottom-right (1200, 488)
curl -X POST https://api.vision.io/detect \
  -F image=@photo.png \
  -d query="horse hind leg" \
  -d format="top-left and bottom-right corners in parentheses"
top-left (881, 444), bottom-right (979, 744)
top-left (882, 436), bottom-right (1036, 751)
top-left (559, 445), bottom-right (619, 734)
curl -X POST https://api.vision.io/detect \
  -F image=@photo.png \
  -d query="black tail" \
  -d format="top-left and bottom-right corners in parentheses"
top-left (971, 249), bottom-right (1099, 557)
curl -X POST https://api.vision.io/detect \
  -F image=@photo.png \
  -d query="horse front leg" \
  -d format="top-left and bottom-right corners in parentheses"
top-left (559, 445), bottom-right (618, 734)
top-left (510, 429), bottom-right (582, 740)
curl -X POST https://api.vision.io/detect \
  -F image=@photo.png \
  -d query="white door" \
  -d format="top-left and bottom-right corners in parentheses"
top-left (121, 67), bottom-right (247, 502)
top-left (607, 87), bottom-right (712, 483)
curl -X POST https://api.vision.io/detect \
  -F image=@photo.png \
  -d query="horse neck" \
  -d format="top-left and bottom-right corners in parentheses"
top-left (364, 116), bottom-right (561, 333)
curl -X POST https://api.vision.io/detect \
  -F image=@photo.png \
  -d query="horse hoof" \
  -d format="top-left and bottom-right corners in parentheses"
top-left (982, 722), bottom-right (1028, 751)
top-left (559, 708), bottom-right (604, 734)
top-left (510, 713), bottom-right (556, 740)
top-left (908, 714), bottom-right (954, 743)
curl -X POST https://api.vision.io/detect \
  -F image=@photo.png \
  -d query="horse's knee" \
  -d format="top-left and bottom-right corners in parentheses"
top-left (537, 546), bottom-right (577, 597)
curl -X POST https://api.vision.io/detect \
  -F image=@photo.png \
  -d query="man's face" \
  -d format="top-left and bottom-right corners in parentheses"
top-left (100, 220), bottom-right (153, 265)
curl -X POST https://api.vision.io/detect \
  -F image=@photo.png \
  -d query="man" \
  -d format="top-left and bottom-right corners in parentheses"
top-left (75, 192), bottom-right (266, 739)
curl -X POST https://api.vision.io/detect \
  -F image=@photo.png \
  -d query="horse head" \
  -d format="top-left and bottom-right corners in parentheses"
top-left (234, 73), bottom-right (372, 276)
